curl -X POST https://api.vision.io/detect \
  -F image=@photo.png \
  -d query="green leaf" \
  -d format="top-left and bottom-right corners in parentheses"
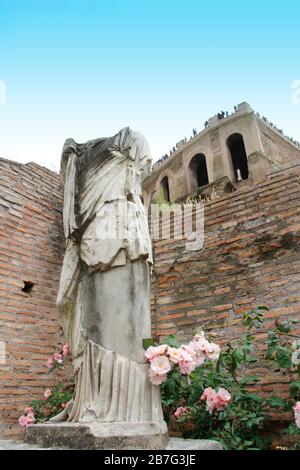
top-left (275, 348), bottom-right (292, 368)
top-left (240, 375), bottom-right (259, 385)
top-left (244, 440), bottom-right (254, 446)
top-left (246, 356), bottom-right (258, 363)
top-left (276, 323), bottom-right (291, 334)
top-left (290, 381), bottom-right (300, 398)
top-left (232, 348), bottom-right (245, 363)
top-left (266, 396), bottom-right (290, 409)
top-left (142, 338), bottom-right (157, 350)
top-left (166, 335), bottom-right (179, 348)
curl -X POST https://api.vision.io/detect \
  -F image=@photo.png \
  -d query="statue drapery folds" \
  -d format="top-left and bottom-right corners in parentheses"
top-left (57, 128), bottom-right (165, 428)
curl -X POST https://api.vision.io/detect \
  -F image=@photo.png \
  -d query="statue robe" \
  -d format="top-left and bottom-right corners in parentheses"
top-left (57, 127), bottom-right (164, 426)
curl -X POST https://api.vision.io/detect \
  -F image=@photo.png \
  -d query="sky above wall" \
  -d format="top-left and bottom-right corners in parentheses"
top-left (0, 0), bottom-right (299, 172)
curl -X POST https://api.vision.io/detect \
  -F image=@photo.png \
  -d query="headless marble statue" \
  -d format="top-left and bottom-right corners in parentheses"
top-left (56, 128), bottom-right (166, 436)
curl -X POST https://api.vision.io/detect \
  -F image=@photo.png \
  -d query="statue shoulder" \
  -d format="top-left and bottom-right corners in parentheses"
top-left (60, 138), bottom-right (78, 185)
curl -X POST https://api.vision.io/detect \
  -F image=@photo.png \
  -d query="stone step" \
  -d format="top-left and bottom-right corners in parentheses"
top-left (0, 437), bottom-right (222, 450)
top-left (0, 439), bottom-right (56, 450)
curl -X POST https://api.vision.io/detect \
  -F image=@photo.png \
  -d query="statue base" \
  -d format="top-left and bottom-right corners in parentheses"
top-left (25, 421), bottom-right (169, 450)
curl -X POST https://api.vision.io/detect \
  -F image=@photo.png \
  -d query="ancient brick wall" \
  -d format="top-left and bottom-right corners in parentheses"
top-left (151, 162), bottom-right (300, 403)
top-left (0, 158), bottom-right (64, 438)
top-left (1, 155), bottom-right (300, 438)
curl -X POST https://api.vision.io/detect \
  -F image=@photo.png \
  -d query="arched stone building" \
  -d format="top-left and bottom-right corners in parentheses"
top-left (142, 102), bottom-right (300, 206)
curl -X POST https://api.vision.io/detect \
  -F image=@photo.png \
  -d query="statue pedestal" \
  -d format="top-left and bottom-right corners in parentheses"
top-left (25, 421), bottom-right (169, 450)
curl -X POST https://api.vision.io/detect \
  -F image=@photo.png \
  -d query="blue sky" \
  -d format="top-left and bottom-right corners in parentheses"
top-left (0, 0), bottom-right (299, 171)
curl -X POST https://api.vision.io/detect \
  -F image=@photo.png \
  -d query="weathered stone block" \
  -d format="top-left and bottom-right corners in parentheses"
top-left (166, 438), bottom-right (222, 450)
top-left (25, 424), bottom-right (223, 450)
top-left (25, 422), bottom-right (169, 450)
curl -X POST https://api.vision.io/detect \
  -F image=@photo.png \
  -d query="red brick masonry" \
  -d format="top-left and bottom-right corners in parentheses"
top-left (151, 161), bottom-right (300, 413)
top-left (0, 158), bottom-right (64, 438)
top-left (1, 157), bottom-right (300, 437)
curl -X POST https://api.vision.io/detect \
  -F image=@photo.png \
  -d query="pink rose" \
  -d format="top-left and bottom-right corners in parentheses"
top-left (206, 396), bottom-right (217, 414)
top-left (46, 357), bottom-right (53, 369)
top-left (194, 352), bottom-right (206, 366)
top-left (174, 406), bottom-right (188, 418)
top-left (292, 350), bottom-right (300, 365)
top-left (61, 403), bottom-right (67, 409)
top-left (144, 344), bottom-right (168, 361)
top-left (63, 343), bottom-right (69, 357)
top-left (187, 339), bottom-right (207, 367)
top-left (26, 412), bottom-right (35, 424)
top-left (200, 387), bottom-right (231, 414)
top-left (201, 388), bottom-right (217, 414)
top-left (150, 355), bottom-right (171, 375)
top-left (188, 342), bottom-right (206, 366)
top-left (293, 401), bottom-right (300, 414)
top-left (198, 338), bottom-right (211, 354)
top-left (294, 401), bottom-right (300, 428)
top-left (193, 332), bottom-right (205, 343)
top-left (216, 387), bottom-right (231, 403)
top-left (201, 387), bottom-right (216, 402)
top-left (18, 415), bottom-right (29, 428)
top-left (44, 388), bottom-right (52, 399)
top-left (206, 342), bottom-right (221, 361)
top-left (149, 368), bottom-right (168, 385)
top-left (178, 359), bottom-right (196, 375)
top-left (178, 345), bottom-right (194, 362)
top-left (192, 334), bottom-right (221, 362)
top-left (214, 387), bottom-right (231, 409)
top-left (167, 347), bottom-right (183, 364)
top-left (54, 352), bottom-right (63, 364)
top-left (193, 337), bottom-right (212, 359)
top-left (24, 407), bottom-right (33, 414)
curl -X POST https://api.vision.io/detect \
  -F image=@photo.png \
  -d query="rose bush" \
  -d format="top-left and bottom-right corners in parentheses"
top-left (20, 309), bottom-right (300, 450)
top-left (144, 331), bottom-right (220, 385)
top-left (144, 306), bottom-right (300, 450)
top-left (19, 343), bottom-right (74, 428)
top-left (293, 402), bottom-right (300, 428)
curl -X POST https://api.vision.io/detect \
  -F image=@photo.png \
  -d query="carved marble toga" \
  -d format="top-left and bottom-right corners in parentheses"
top-left (57, 127), bottom-right (166, 433)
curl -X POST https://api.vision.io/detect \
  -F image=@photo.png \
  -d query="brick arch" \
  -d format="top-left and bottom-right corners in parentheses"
top-left (187, 153), bottom-right (209, 192)
top-left (183, 150), bottom-right (209, 194)
top-left (226, 132), bottom-right (249, 182)
top-left (154, 169), bottom-right (174, 202)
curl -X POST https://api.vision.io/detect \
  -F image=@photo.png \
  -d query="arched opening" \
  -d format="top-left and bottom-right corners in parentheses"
top-left (189, 153), bottom-right (209, 190)
top-left (227, 133), bottom-right (249, 181)
top-left (160, 176), bottom-right (170, 202)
